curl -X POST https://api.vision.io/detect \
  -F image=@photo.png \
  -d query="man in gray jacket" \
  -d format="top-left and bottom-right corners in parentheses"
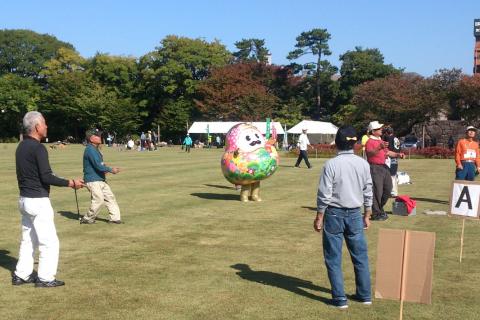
top-left (314, 126), bottom-right (373, 309)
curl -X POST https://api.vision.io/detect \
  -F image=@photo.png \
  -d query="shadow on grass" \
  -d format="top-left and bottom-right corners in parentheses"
top-left (411, 197), bottom-right (449, 205)
top-left (0, 250), bottom-right (17, 272)
top-left (301, 206), bottom-right (317, 211)
top-left (58, 211), bottom-right (109, 223)
top-left (231, 263), bottom-right (330, 304)
top-left (204, 184), bottom-right (236, 190)
top-left (191, 193), bottom-right (239, 201)
top-left (278, 165), bottom-right (297, 168)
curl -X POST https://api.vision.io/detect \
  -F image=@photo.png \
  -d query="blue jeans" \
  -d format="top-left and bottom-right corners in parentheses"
top-left (323, 207), bottom-right (371, 305)
top-left (455, 161), bottom-right (476, 181)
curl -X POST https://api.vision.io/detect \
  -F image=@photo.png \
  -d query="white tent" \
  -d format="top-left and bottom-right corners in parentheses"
top-left (188, 121), bottom-right (285, 135)
top-left (287, 120), bottom-right (338, 144)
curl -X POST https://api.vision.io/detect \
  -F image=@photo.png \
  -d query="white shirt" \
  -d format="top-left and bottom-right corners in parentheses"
top-left (298, 133), bottom-right (310, 151)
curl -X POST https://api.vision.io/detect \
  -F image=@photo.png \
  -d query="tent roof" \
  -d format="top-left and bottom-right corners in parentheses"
top-left (188, 122), bottom-right (285, 134)
top-left (287, 120), bottom-right (338, 134)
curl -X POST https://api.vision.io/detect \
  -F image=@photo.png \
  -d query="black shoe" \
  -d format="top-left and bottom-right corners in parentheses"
top-left (35, 279), bottom-right (65, 288)
top-left (108, 220), bottom-right (123, 224)
top-left (12, 272), bottom-right (36, 285)
top-left (371, 213), bottom-right (388, 221)
top-left (80, 218), bottom-right (95, 224)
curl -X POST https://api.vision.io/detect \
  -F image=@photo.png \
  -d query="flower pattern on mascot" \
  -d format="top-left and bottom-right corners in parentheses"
top-left (221, 123), bottom-right (279, 202)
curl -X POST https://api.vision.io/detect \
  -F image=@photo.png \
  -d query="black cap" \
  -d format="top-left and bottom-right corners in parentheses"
top-left (335, 126), bottom-right (357, 150)
top-left (85, 128), bottom-right (102, 139)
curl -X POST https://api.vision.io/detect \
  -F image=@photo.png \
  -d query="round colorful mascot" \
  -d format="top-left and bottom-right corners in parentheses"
top-left (221, 123), bottom-right (279, 202)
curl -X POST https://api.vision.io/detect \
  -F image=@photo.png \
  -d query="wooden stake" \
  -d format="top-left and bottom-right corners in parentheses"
top-left (460, 218), bottom-right (466, 263)
top-left (399, 230), bottom-right (409, 320)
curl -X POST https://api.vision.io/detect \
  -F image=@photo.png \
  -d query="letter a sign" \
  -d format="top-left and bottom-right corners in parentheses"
top-left (450, 181), bottom-right (480, 218)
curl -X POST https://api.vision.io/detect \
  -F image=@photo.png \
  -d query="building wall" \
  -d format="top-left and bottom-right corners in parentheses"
top-left (410, 120), bottom-right (472, 148)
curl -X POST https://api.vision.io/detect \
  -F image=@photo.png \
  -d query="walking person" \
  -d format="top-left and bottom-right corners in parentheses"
top-left (314, 126), bottom-right (373, 309)
top-left (80, 129), bottom-right (123, 224)
top-left (294, 128), bottom-right (312, 169)
top-left (365, 121), bottom-right (404, 221)
top-left (13, 111), bottom-right (84, 287)
top-left (183, 134), bottom-right (193, 153)
top-left (455, 126), bottom-right (480, 181)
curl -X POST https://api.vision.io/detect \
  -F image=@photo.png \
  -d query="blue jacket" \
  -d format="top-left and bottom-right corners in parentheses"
top-left (83, 144), bottom-right (112, 183)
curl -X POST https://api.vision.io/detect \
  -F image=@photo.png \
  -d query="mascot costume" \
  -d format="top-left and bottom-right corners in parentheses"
top-left (221, 123), bottom-right (279, 202)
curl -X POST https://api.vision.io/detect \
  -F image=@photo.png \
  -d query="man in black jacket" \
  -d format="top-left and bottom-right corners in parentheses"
top-left (13, 111), bottom-right (84, 287)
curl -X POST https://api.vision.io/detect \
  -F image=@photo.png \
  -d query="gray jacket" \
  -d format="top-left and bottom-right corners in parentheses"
top-left (317, 150), bottom-right (373, 213)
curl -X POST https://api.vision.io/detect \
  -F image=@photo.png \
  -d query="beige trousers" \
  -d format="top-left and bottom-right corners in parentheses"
top-left (85, 181), bottom-right (121, 221)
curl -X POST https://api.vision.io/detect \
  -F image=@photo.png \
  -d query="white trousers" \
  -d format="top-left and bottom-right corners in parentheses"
top-left (15, 197), bottom-right (59, 282)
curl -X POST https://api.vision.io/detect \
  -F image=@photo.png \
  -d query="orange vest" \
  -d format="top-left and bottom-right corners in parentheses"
top-left (455, 138), bottom-right (480, 167)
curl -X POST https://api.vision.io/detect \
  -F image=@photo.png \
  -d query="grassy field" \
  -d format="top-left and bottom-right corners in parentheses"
top-left (0, 144), bottom-right (479, 320)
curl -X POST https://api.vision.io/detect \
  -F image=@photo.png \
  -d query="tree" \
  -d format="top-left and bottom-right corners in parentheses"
top-left (287, 28), bottom-right (333, 119)
top-left (233, 38), bottom-right (270, 63)
top-left (338, 74), bottom-right (448, 135)
top-left (138, 35), bottom-right (231, 137)
top-left (0, 74), bottom-right (41, 138)
top-left (40, 47), bottom-right (86, 78)
top-left (338, 47), bottom-right (401, 105)
top-left (430, 68), bottom-right (463, 120)
top-left (88, 53), bottom-right (139, 98)
top-left (196, 63), bottom-right (278, 121)
top-left (455, 75), bottom-right (480, 123)
top-left (0, 29), bottom-right (74, 78)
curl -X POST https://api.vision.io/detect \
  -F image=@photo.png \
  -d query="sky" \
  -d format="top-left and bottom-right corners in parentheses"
top-left (1, 0), bottom-right (479, 76)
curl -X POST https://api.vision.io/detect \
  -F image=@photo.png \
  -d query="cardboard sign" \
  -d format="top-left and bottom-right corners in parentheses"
top-left (449, 181), bottom-right (480, 218)
top-left (375, 229), bottom-right (435, 304)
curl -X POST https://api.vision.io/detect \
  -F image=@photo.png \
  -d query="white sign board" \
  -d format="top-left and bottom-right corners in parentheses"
top-left (450, 181), bottom-right (480, 218)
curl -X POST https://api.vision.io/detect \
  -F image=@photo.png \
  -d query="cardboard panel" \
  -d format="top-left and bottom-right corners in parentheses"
top-left (375, 229), bottom-right (405, 300)
top-left (403, 231), bottom-right (435, 304)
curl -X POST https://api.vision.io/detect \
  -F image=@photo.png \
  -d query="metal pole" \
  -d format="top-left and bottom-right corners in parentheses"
top-left (74, 182), bottom-right (80, 224)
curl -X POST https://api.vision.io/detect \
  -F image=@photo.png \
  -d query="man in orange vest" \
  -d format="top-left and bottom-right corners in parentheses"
top-left (455, 126), bottom-right (480, 181)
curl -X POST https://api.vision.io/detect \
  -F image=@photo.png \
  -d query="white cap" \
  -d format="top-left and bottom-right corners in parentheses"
top-left (368, 121), bottom-right (384, 132)
top-left (466, 126), bottom-right (477, 132)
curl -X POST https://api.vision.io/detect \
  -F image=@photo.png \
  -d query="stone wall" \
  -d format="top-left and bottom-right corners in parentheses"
top-left (410, 120), bottom-right (471, 148)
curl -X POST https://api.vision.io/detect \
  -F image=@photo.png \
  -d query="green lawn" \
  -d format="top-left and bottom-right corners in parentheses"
top-left (0, 144), bottom-right (478, 320)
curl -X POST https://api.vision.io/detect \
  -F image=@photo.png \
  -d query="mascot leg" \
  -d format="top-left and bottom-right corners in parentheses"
top-left (240, 184), bottom-right (251, 202)
top-left (250, 181), bottom-right (261, 202)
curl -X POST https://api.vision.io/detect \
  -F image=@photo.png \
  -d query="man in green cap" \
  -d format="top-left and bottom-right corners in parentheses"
top-left (80, 129), bottom-right (123, 224)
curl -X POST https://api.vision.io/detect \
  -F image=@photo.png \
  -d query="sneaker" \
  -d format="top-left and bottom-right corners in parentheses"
top-left (80, 218), bottom-right (95, 224)
top-left (331, 300), bottom-right (348, 309)
top-left (108, 220), bottom-right (123, 224)
top-left (371, 213), bottom-right (388, 221)
top-left (12, 272), bottom-right (36, 285)
top-left (352, 295), bottom-right (372, 305)
top-left (35, 279), bottom-right (65, 288)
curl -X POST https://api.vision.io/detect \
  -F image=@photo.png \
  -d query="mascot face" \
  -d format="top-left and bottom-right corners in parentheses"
top-left (221, 123), bottom-right (279, 185)
top-left (235, 126), bottom-right (266, 153)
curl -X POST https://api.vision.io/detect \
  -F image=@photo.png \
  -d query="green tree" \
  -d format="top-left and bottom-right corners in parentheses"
top-left (233, 38), bottom-right (270, 63)
top-left (88, 53), bottom-right (139, 98)
top-left (138, 35), bottom-right (231, 137)
top-left (338, 46), bottom-right (401, 106)
top-left (287, 28), bottom-right (333, 119)
top-left (0, 29), bottom-right (74, 78)
top-left (430, 68), bottom-right (463, 120)
top-left (0, 74), bottom-right (41, 138)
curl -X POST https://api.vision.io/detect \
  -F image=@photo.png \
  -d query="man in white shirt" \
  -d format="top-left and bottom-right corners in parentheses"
top-left (295, 129), bottom-right (312, 169)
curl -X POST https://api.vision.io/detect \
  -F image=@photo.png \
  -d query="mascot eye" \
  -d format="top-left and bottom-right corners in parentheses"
top-left (255, 134), bottom-right (259, 139)
top-left (246, 135), bottom-right (251, 141)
